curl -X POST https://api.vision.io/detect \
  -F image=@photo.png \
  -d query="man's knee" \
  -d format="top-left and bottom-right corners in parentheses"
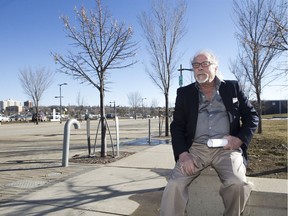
top-left (220, 179), bottom-right (251, 196)
top-left (166, 177), bottom-right (186, 191)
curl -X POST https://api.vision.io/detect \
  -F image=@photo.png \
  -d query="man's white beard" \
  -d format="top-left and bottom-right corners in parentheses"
top-left (195, 73), bottom-right (209, 84)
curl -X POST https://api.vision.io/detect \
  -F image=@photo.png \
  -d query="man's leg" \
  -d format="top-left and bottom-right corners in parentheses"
top-left (212, 149), bottom-right (252, 216)
top-left (160, 144), bottom-right (209, 216)
top-left (160, 163), bottom-right (199, 216)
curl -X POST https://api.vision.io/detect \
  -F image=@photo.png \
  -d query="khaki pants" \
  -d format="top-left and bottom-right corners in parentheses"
top-left (160, 143), bottom-right (252, 216)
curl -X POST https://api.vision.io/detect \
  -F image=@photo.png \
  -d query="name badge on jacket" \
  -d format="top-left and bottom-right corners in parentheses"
top-left (233, 97), bottom-right (238, 104)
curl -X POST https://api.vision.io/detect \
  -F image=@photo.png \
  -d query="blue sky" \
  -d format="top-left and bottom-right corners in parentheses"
top-left (0, 0), bottom-right (286, 108)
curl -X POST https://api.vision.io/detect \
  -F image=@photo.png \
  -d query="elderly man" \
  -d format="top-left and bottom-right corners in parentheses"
top-left (160, 50), bottom-right (259, 216)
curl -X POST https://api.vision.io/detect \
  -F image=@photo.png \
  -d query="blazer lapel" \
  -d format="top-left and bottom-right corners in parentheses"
top-left (187, 84), bottom-right (199, 133)
top-left (219, 83), bottom-right (234, 122)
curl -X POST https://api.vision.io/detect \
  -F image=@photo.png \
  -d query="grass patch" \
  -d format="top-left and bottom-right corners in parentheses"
top-left (247, 118), bottom-right (287, 178)
top-left (261, 113), bottom-right (288, 119)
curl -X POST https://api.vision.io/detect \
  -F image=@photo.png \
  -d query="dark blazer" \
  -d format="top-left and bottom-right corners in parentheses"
top-left (170, 80), bottom-right (259, 162)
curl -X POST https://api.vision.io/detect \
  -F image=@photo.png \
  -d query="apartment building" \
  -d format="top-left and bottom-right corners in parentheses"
top-left (0, 99), bottom-right (23, 113)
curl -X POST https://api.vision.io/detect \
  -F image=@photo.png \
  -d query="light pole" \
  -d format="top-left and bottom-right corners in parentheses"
top-left (178, 64), bottom-right (193, 87)
top-left (55, 83), bottom-right (67, 123)
top-left (109, 101), bottom-right (116, 118)
top-left (142, 98), bottom-right (147, 118)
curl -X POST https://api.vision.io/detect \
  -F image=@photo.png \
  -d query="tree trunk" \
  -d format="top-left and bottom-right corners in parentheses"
top-left (100, 87), bottom-right (106, 157)
top-left (134, 109), bottom-right (137, 120)
top-left (165, 92), bottom-right (169, 136)
top-left (256, 92), bottom-right (262, 134)
top-left (35, 101), bottom-right (39, 125)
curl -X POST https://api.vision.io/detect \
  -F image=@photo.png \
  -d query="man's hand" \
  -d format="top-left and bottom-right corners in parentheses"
top-left (223, 135), bottom-right (243, 150)
top-left (178, 152), bottom-right (199, 176)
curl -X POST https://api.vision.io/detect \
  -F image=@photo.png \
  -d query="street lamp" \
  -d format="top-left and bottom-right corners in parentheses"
top-left (178, 64), bottom-right (193, 87)
top-left (109, 101), bottom-right (116, 118)
top-left (142, 98), bottom-right (147, 118)
top-left (55, 83), bottom-right (67, 123)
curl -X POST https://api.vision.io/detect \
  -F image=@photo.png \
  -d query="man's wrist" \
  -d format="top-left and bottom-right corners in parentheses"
top-left (179, 151), bottom-right (190, 160)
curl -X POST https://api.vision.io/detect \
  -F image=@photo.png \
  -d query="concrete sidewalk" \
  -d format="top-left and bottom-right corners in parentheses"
top-left (0, 144), bottom-right (174, 216)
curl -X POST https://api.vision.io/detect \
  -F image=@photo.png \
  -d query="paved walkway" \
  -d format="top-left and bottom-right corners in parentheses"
top-left (0, 144), bottom-right (174, 216)
top-left (0, 119), bottom-right (174, 215)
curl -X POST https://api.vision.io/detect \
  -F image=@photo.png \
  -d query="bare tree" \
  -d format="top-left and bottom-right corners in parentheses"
top-left (127, 92), bottom-right (142, 119)
top-left (233, 0), bottom-right (287, 133)
top-left (52, 0), bottom-right (137, 157)
top-left (228, 59), bottom-right (253, 100)
top-left (18, 67), bottom-right (54, 125)
top-left (139, 0), bottom-right (187, 136)
top-left (150, 98), bottom-right (159, 118)
top-left (265, 1), bottom-right (288, 52)
top-left (267, 1), bottom-right (288, 76)
top-left (76, 91), bottom-right (85, 121)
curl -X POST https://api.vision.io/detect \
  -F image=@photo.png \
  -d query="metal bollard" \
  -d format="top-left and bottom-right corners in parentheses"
top-left (115, 116), bottom-right (120, 157)
top-left (148, 118), bottom-right (151, 145)
top-left (62, 119), bottom-right (80, 167)
top-left (86, 119), bottom-right (91, 155)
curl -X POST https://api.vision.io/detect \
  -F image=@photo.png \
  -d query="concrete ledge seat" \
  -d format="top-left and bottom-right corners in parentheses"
top-left (187, 168), bottom-right (287, 216)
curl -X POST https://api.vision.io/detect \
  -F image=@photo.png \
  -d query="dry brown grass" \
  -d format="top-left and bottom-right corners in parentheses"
top-left (247, 117), bottom-right (287, 179)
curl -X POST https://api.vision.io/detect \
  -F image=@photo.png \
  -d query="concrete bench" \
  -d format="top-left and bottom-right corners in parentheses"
top-left (186, 168), bottom-right (287, 216)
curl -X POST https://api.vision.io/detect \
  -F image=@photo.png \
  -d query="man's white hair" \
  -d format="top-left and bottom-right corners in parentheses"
top-left (191, 49), bottom-right (223, 81)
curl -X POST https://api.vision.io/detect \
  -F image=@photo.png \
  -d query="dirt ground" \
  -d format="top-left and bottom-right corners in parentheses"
top-left (246, 142), bottom-right (287, 179)
top-left (70, 151), bottom-right (135, 165)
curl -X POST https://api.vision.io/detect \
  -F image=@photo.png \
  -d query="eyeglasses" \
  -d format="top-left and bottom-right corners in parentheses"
top-left (192, 61), bottom-right (213, 69)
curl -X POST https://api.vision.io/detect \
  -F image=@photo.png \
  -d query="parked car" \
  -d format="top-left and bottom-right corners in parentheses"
top-left (23, 114), bottom-right (33, 121)
top-left (10, 115), bottom-right (21, 121)
top-left (106, 113), bottom-right (115, 119)
top-left (16, 115), bottom-right (25, 121)
top-left (9, 114), bottom-right (26, 121)
top-left (0, 114), bottom-right (9, 122)
top-left (32, 113), bottom-right (47, 122)
top-left (9, 114), bottom-right (18, 121)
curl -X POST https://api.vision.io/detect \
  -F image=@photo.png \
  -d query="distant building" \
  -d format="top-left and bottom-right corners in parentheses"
top-left (24, 100), bottom-right (33, 108)
top-left (6, 106), bottom-right (21, 113)
top-left (22, 100), bottom-right (33, 113)
top-left (252, 100), bottom-right (287, 115)
top-left (0, 99), bottom-right (22, 113)
top-left (261, 100), bottom-right (287, 115)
